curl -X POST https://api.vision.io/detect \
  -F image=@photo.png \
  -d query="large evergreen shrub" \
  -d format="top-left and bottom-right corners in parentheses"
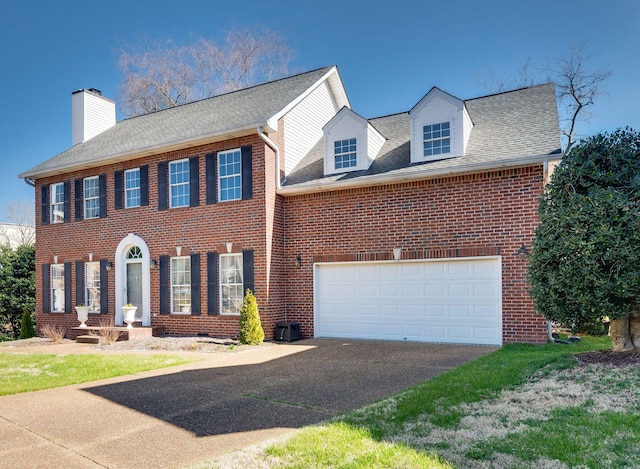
top-left (238, 289), bottom-right (264, 345)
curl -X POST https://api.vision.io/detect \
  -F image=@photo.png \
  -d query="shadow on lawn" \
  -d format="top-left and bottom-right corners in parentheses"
top-left (83, 339), bottom-right (494, 437)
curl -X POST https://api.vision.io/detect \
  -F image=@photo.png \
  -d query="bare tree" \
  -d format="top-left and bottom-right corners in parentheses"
top-left (118, 27), bottom-right (294, 117)
top-left (545, 43), bottom-right (612, 153)
top-left (0, 201), bottom-right (35, 247)
top-left (478, 43), bottom-right (611, 154)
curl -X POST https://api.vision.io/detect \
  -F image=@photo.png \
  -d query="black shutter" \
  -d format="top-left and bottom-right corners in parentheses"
top-left (241, 145), bottom-right (253, 200)
top-left (140, 165), bottom-right (149, 206)
top-left (100, 259), bottom-right (109, 314)
top-left (114, 170), bottom-right (123, 210)
top-left (190, 253), bottom-right (201, 315)
top-left (159, 255), bottom-right (169, 314)
top-left (242, 250), bottom-right (254, 295)
top-left (74, 179), bottom-right (83, 221)
top-left (99, 174), bottom-right (107, 218)
top-left (63, 181), bottom-right (71, 223)
top-left (64, 262), bottom-right (72, 313)
top-left (76, 261), bottom-right (84, 307)
top-left (207, 252), bottom-right (218, 315)
top-left (189, 157), bottom-right (200, 207)
top-left (42, 263), bottom-right (50, 313)
top-left (158, 162), bottom-right (168, 211)
top-left (205, 152), bottom-right (218, 205)
top-left (41, 185), bottom-right (49, 225)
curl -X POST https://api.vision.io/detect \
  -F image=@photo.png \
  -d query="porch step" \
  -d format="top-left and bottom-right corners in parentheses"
top-left (76, 335), bottom-right (100, 344)
top-left (68, 326), bottom-right (165, 342)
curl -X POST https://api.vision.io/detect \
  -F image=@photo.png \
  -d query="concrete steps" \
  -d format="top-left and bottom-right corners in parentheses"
top-left (68, 326), bottom-right (165, 342)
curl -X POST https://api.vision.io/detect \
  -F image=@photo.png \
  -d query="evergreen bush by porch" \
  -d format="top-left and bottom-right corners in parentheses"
top-left (19, 309), bottom-right (35, 339)
top-left (238, 289), bottom-right (264, 345)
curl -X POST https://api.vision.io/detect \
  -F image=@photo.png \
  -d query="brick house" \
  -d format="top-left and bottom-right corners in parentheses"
top-left (20, 66), bottom-right (561, 345)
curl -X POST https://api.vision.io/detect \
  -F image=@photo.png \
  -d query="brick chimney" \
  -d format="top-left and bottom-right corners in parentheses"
top-left (71, 88), bottom-right (116, 145)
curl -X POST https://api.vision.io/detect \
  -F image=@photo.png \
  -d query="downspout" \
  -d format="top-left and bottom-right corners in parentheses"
top-left (23, 178), bottom-right (35, 187)
top-left (257, 127), bottom-right (282, 189)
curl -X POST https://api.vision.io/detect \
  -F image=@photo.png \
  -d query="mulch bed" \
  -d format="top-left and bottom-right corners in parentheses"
top-left (575, 349), bottom-right (640, 366)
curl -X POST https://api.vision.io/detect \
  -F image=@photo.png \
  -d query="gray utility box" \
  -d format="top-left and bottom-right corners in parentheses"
top-left (275, 322), bottom-right (300, 342)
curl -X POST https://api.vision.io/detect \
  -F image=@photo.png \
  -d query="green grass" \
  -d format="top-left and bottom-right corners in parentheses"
top-left (262, 336), bottom-right (627, 469)
top-left (0, 353), bottom-right (194, 395)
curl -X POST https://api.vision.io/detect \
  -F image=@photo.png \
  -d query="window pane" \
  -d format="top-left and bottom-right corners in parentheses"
top-left (50, 183), bottom-right (65, 224)
top-left (125, 168), bottom-right (141, 208)
top-left (220, 253), bottom-right (243, 314)
top-left (169, 160), bottom-right (190, 208)
top-left (84, 177), bottom-right (100, 219)
top-left (85, 262), bottom-right (100, 312)
top-left (423, 122), bottom-right (451, 157)
top-left (218, 149), bottom-right (242, 202)
top-left (334, 138), bottom-right (357, 169)
top-left (170, 257), bottom-right (191, 313)
top-left (50, 264), bottom-right (65, 312)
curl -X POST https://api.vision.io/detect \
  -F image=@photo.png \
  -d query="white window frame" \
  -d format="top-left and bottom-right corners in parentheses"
top-left (50, 264), bottom-right (65, 312)
top-left (50, 183), bottom-right (64, 224)
top-left (218, 149), bottom-right (242, 202)
top-left (170, 256), bottom-right (191, 314)
top-left (169, 159), bottom-right (190, 208)
top-left (220, 253), bottom-right (243, 315)
top-left (125, 168), bottom-right (141, 208)
top-left (83, 176), bottom-right (100, 219)
top-left (423, 121), bottom-right (451, 157)
top-left (334, 138), bottom-right (357, 170)
top-left (85, 261), bottom-right (100, 312)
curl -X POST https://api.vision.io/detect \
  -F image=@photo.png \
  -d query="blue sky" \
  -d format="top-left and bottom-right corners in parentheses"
top-left (1, 0), bottom-right (638, 219)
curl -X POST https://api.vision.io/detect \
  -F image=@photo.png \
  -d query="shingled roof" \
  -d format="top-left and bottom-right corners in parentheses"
top-left (280, 83), bottom-right (561, 194)
top-left (20, 66), bottom-right (341, 179)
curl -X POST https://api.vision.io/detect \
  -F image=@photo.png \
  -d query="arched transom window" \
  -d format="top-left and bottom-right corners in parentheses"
top-left (126, 246), bottom-right (143, 259)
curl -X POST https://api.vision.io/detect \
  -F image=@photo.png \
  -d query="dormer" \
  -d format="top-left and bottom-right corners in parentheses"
top-left (323, 107), bottom-right (385, 176)
top-left (409, 87), bottom-right (473, 164)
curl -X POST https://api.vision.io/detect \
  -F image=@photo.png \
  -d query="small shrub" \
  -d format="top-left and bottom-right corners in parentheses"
top-left (238, 289), bottom-right (264, 345)
top-left (40, 324), bottom-right (66, 343)
top-left (19, 310), bottom-right (35, 339)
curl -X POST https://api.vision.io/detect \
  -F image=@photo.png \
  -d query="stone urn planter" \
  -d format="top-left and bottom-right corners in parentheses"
top-left (75, 305), bottom-right (90, 328)
top-left (121, 305), bottom-right (138, 329)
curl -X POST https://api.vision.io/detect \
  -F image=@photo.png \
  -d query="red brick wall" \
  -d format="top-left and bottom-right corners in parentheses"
top-left (33, 128), bottom-right (548, 344)
top-left (34, 134), bottom-right (287, 339)
top-left (282, 165), bottom-right (548, 344)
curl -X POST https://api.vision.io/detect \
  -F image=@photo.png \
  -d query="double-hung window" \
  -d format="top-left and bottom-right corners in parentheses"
top-left (85, 261), bottom-right (100, 312)
top-left (169, 159), bottom-right (190, 208)
top-left (218, 149), bottom-right (242, 202)
top-left (334, 138), bottom-right (357, 169)
top-left (171, 257), bottom-right (191, 313)
top-left (50, 264), bottom-right (65, 312)
top-left (220, 253), bottom-right (243, 314)
top-left (423, 122), bottom-right (451, 157)
top-left (84, 176), bottom-right (100, 219)
top-left (125, 168), bottom-right (141, 208)
top-left (50, 183), bottom-right (64, 224)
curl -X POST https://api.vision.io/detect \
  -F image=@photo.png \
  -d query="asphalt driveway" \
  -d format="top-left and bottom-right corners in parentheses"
top-left (0, 339), bottom-right (495, 468)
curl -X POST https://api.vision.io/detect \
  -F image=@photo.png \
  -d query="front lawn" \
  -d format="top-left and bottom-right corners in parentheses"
top-left (0, 353), bottom-right (194, 395)
top-left (201, 336), bottom-right (640, 468)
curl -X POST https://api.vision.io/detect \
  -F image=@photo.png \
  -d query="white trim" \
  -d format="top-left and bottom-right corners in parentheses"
top-left (115, 234), bottom-right (151, 326)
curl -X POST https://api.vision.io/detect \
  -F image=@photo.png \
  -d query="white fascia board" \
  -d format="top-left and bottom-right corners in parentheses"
top-left (277, 153), bottom-right (560, 197)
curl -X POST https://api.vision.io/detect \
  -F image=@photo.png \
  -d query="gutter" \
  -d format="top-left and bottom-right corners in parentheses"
top-left (277, 152), bottom-right (561, 197)
top-left (22, 178), bottom-right (35, 187)
top-left (257, 127), bottom-right (282, 190)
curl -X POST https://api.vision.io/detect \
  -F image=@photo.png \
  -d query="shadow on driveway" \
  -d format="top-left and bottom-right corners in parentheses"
top-left (84, 339), bottom-right (495, 437)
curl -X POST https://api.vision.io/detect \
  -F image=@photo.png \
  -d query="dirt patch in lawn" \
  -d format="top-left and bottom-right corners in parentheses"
top-left (575, 349), bottom-right (640, 366)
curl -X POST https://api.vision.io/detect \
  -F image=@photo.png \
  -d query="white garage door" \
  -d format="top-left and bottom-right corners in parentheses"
top-left (314, 257), bottom-right (502, 345)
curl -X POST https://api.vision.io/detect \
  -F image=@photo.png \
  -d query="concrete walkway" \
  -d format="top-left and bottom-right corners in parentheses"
top-left (0, 339), bottom-right (496, 468)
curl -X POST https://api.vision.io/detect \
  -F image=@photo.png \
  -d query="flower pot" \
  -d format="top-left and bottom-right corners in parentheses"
top-left (180, 304), bottom-right (191, 313)
top-left (121, 306), bottom-right (137, 329)
top-left (76, 306), bottom-right (90, 328)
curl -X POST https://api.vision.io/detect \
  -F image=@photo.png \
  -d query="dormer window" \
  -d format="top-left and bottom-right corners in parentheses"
top-left (323, 107), bottom-right (385, 176)
top-left (423, 122), bottom-right (450, 157)
top-left (334, 138), bottom-right (357, 169)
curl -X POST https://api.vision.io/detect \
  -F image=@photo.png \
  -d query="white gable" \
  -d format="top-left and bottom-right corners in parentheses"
top-left (323, 107), bottom-right (385, 176)
top-left (409, 87), bottom-right (472, 163)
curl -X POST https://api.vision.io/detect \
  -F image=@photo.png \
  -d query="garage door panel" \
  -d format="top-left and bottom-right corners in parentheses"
top-left (315, 258), bottom-right (502, 345)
